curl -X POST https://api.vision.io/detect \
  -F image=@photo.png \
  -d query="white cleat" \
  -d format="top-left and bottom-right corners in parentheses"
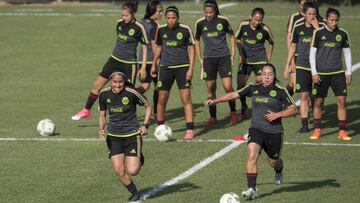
top-left (275, 172), bottom-right (283, 185)
top-left (241, 187), bottom-right (256, 200)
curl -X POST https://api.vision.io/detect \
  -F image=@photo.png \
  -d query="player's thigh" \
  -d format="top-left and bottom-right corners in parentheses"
top-left (247, 128), bottom-right (265, 159)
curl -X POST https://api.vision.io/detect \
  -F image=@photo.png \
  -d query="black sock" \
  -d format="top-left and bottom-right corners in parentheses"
top-left (275, 158), bottom-right (283, 173)
top-left (157, 120), bottom-right (165, 125)
top-left (338, 120), bottom-right (346, 131)
top-left (246, 173), bottom-right (257, 189)
top-left (240, 96), bottom-right (247, 113)
top-left (85, 92), bottom-right (98, 110)
top-left (153, 90), bottom-right (158, 115)
top-left (286, 84), bottom-right (294, 96)
top-left (313, 119), bottom-right (321, 129)
top-left (301, 118), bottom-right (308, 126)
top-left (136, 86), bottom-right (146, 94)
top-left (228, 100), bottom-right (236, 112)
top-left (125, 181), bottom-right (138, 194)
top-left (209, 105), bottom-right (217, 118)
top-left (186, 122), bottom-right (194, 130)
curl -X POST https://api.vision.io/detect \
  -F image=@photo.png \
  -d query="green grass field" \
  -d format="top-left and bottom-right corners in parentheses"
top-left (0, 1), bottom-right (360, 202)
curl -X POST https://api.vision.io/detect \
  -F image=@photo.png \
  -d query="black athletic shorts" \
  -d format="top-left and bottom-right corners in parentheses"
top-left (238, 63), bottom-right (264, 76)
top-left (202, 56), bottom-right (232, 81)
top-left (139, 64), bottom-right (158, 85)
top-left (248, 128), bottom-right (283, 160)
top-left (157, 66), bottom-right (191, 90)
top-left (106, 134), bottom-right (142, 158)
top-left (312, 73), bottom-right (347, 98)
top-left (295, 69), bottom-right (312, 93)
top-left (100, 57), bottom-right (138, 85)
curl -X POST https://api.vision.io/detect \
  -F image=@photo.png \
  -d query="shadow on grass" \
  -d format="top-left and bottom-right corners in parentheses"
top-left (257, 179), bottom-right (340, 199)
top-left (138, 182), bottom-right (201, 200)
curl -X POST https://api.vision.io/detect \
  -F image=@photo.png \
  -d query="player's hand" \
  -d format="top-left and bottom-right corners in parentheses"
top-left (138, 126), bottom-right (148, 136)
top-left (238, 56), bottom-right (243, 66)
top-left (311, 17), bottom-right (319, 29)
top-left (312, 74), bottom-right (321, 84)
top-left (264, 110), bottom-right (280, 122)
top-left (346, 74), bottom-right (352, 85)
top-left (231, 55), bottom-right (235, 66)
top-left (98, 129), bottom-right (105, 140)
top-left (139, 68), bottom-right (147, 81)
top-left (186, 69), bottom-right (193, 81)
top-left (204, 99), bottom-right (216, 107)
top-left (150, 65), bottom-right (157, 78)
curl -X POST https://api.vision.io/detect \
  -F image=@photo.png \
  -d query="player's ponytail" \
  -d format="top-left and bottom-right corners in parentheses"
top-left (204, 0), bottom-right (220, 15)
top-left (144, 0), bottom-right (162, 20)
top-left (122, 0), bottom-right (139, 15)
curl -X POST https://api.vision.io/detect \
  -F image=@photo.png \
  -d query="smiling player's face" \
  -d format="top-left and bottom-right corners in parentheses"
top-left (111, 75), bottom-right (125, 94)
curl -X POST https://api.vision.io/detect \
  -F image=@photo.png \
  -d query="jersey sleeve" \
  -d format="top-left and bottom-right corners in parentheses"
top-left (185, 27), bottom-right (195, 46)
top-left (342, 31), bottom-right (350, 48)
top-left (127, 88), bottom-right (148, 106)
top-left (264, 25), bottom-right (274, 45)
top-left (194, 21), bottom-right (202, 40)
top-left (150, 21), bottom-right (159, 41)
top-left (224, 18), bottom-right (234, 34)
top-left (156, 28), bottom-right (163, 46)
top-left (235, 24), bottom-right (243, 40)
top-left (138, 24), bottom-right (149, 45)
top-left (280, 89), bottom-right (294, 108)
top-left (99, 92), bottom-right (107, 111)
top-left (237, 84), bottom-right (252, 98)
top-left (291, 27), bottom-right (299, 44)
top-left (311, 29), bottom-right (320, 48)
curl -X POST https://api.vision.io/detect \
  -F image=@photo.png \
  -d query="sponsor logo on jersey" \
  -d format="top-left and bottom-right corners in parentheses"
top-left (216, 23), bottom-right (223, 31)
top-left (336, 34), bottom-right (342, 42)
top-left (176, 32), bottom-right (183, 40)
top-left (166, 41), bottom-right (178, 46)
top-left (324, 42), bottom-right (336, 47)
top-left (207, 32), bottom-right (219, 37)
top-left (245, 39), bottom-right (256, 45)
top-left (255, 97), bottom-right (269, 103)
top-left (110, 107), bottom-right (123, 113)
top-left (122, 97), bottom-right (129, 105)
top-left (302, 37), bottom-right (312, 43)
top-left (270, 90), bottom-right (277, 97)
top-left (128, 28), bottom-right (135, 36)
top-left (256, 32), bottom-right (263, 40)
top-left (118, 33), bottom-right (128, 41)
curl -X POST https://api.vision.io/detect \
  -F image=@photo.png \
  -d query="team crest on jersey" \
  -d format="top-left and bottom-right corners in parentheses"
top-left (106, 98), bottom-right (111, 103)
top-left (256, 32), bottom-right (263, 40)
top-left (216, 23), bottom-right (223, 31)
top-left (269, 90), bottom-right (277, 97)
top-left (176, 32), bottom-right (183, 40)
top-left (203, 26), bottom-right (208, 31)
top-left (122, 97), bottom-right (129, 105)
top-left (128, 29), bottom-right (135, 36)
top-left (336, 34), bottom-right (342, 42)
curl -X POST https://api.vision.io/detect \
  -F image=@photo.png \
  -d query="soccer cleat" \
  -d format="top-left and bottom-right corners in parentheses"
top-left (298, 125), bottom-right (310, 133)
top-left (239, 112), bottom-right (247, 121)
top-left (184, 130), bottom-right (195, 140)
top-left (310, 128), bottom-right (321, 140)
top-left (230, 112), bottom-right (238, 125)
top-left (338, 130), bottom-right (351, 141)
top-left (274, 172), bottom-right (283, 185)
top-left (128, 191), bottom-right (141, 202)
top-left (206, 117), bottom-right (217, 125)
top-left (71, 108), bottom-right (91, 121)
top-left (241, 187), bottom-right (256, 200)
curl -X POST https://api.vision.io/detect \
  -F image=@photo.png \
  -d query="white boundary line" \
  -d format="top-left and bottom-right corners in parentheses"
top-left (218, 3), bottom-right (238, 9)
top-left (140, 140), bottom-right (244, 201)
top-left (0, 137), bottom-right (359, 147)
top-left (352, 62), bottom-right (360, 72)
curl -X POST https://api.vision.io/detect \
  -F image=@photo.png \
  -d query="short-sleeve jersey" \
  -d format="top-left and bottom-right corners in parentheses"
top-left (194, 15), bottom-right (233, 58)
top-left (235, 21), bottom-right (274, 64)
top-left (287, 11), bottom-right (303, 33)
top-left (138, 18), bottom-right (159, 64)
top-left (111, 19), bottom-right (148, 64)
top-left (156, 23), bottom-right (195, 68)
top-left (291, 20), bottom-right (325, 71)
top-left (238, 83), bottom-right (294, 134)
top-left (311, 26), bottom-right (350, 74)
top-left (99, 86), bottom-right (148, 137)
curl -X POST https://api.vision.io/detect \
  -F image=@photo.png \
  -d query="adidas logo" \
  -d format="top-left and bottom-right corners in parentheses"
top-left (130, 149), bottom-right (136, 154)
top-left (203, 26), bottom-right (208, 31)
top-left (244, 32), bottom-right (248, 36)
top-left (106, 98), bottom-right (111, 103)
top-left (253, 90), bottom-right (259, 95)
top-left (299, 31), bottom-right (304, 35)
top-left (321, 35), bottom-right (326, 40)
top-left (163, 34), bottom-right (167, 38)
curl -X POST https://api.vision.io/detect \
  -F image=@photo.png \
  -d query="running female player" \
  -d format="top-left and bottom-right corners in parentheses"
top-left (98, 72), bottom-right (152, 201)
top-left (235, 7), bottom-right (274, 120)
top-left (150, 6), bottom-right (196, 139)
top-left (205, 64), bottom-right (296, 200)
top-left (72, 1), bottom-right (148, 121)
top-left (194, 0), bottom-right (237, 125)
top-left (310, 8), bottom-right (352, 140)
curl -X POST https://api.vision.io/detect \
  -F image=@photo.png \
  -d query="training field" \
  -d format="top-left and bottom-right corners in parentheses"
top-left (1, 1), bottom-right (360, 202)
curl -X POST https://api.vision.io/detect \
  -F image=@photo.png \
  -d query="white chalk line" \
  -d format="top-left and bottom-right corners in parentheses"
top-left (352, 62), bottom-right (360, 72)
top-left (218, 3), bottom-right (238, 9)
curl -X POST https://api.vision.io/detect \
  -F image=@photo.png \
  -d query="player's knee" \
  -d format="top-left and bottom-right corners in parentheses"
top-left (114, 167), bottom-right (126, 178)
top-left (127, 167), bottom-right (140, 176)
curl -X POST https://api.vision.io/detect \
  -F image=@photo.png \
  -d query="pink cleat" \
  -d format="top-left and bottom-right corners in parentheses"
top-left (230, 112), bottom-right (238, 125)
top-left (71, 108), bottom-right (91, 121)
top-left (184, 130), bottom-right (195, 140)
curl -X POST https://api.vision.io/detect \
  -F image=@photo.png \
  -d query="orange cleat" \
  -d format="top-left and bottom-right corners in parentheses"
top-left (310, 128), bottom-right (321, 140)
top-left (338, 130), bottom-right (351, 141)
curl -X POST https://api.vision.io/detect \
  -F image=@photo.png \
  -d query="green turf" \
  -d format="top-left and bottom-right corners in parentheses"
top-left (0, 1), bottom-right (359, 202)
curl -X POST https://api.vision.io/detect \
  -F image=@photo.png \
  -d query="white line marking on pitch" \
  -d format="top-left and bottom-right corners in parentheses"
top-left (218, 3), bottom-right (238, 9)
top-left (352, 62), bottom-right (360, 72)
top-left (140, 140), bottom-right (244, 201)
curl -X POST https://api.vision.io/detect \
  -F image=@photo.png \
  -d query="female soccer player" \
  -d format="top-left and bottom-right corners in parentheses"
top-left (137, 0), bottom-right (163, 118)
top-left (98, 72), bottom-right (152, 201)
top-left (309, 8), bottom-right (352, 140)
top-left (205, 64), bottom-right (296, 200)
top-left (285, 2), bottom-right (325, 133)
top-left (150, 6), bottom-right (196, 139)
top-left (194, 0), bottom-right (237, 125)
top-left (72, 1), bottom-right (148, 121)
top-left (235, 8), bottom-right (274, 120)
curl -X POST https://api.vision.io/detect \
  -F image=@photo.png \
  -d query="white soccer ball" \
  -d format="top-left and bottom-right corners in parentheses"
top-left (220, 192), bottom-right (241, 203)
top-left (154, 124), bottom-right (172, 142)
top-left (37, 119), bottom-right (56, 136)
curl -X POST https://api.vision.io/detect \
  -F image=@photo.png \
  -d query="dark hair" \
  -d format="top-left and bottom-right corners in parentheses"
top-left (204, 0), bottom-right (220, 15)
top-left (165, 6), bottom-right (179, 18)
top-left (303, 2), bottom-right (317, 13)
top-left (326, 7), bottom-right (340, 18)
top-left (144, 0), bottom-right (161, 20)
top-left (122, 0), bottom-right (139, 15)
top-left (252, 7), bottom-right (265, 17)
top-left (261, 63), bottom-right (280, 84)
